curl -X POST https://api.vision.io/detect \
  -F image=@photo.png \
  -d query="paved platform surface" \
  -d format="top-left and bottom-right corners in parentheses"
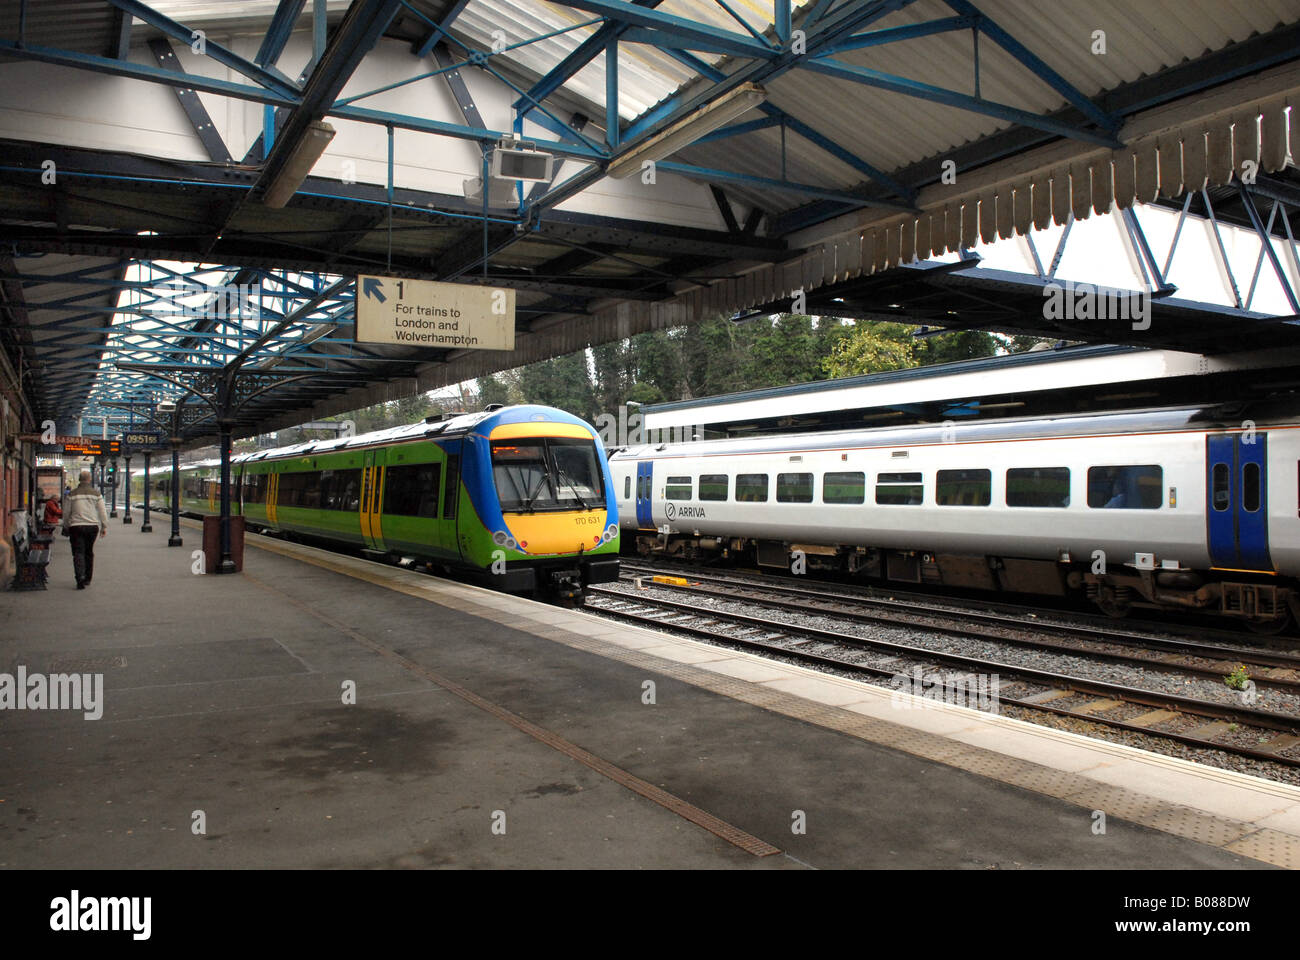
top-left (1, 520), bottom-right (1295, 869)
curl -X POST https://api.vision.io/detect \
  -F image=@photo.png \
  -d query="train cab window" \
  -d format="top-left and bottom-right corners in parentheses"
top-left (666, 477), bottom-right (692, 500)
top-left (823, 472), bottom-right (865, 505)
top-left (936, 469), bottom-right (991, 506)
top-left (776, 473), bottom-right (813, 503)
top-left (875, 472), bottom-right (922, 505)
top-left (1212, 463), bottom-right (1231, 511)
top-left (1006, 467), bottom-right (1070, 508)
top-left (699, 474), bottom-right (729, 501)
top-left (1243, 462), bottom-right (1261, 512)
top-left (384, 463), bottom-right (442, 518)
top-left (735, 474), bottom-right (769, 502)
top-left (624, 475), bottom-right (631, 500)
top-left (1087, 465), bottom-right (1162, 509)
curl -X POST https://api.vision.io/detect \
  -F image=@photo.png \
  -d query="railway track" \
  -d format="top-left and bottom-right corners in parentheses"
top-left (622, 561), bottom-right (1300, 659)
top-left (586, 576), bottom-right (1300, 771)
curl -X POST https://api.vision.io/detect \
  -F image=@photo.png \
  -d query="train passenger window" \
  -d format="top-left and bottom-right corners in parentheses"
top-left (822, 472), bottom-right (865, 504)
top-left (936, 469), bottom-right (991, 506)
top-left (699, 475), bottom-right (729, 501)
top-left (1212, 463), bottom-right (1230, 511)
top-left (624, 476), bottom-right (631, 500)
top-left (1243, 462), bottom-right (1261, 512)
top-left (1006, 467), bottom-right (1070, 508)
top-left (385, 463), bottom-right (442, 518)
top-left (735, 474), bottom-right (769, 502)
top-left (666, 476), bottom-right (692, 500)
top-left (875, 472), bottom-right (922, 505)
top-left (776, 473), bottom-right (813, 503)
top-left (1086, 465), bottom-right (1162, 509)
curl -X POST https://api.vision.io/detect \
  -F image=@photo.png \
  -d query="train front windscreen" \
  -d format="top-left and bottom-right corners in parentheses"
top-left (491, 438), bottom-right (604, 512)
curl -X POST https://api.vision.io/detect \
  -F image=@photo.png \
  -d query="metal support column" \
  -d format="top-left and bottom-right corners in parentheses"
top-left (109, 458), bottom-right (118, 517)
top-left (141, 453), bottom-right (152, 533)
top-left (217, 418), bottom-right (236, 574)
top-left (122, 456), bottom-right (133, 523)
top-left (168, 440), bottom-right (182, 547)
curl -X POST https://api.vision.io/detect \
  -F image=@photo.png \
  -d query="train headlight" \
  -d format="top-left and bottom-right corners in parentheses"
top-left (492, 530), bottom-right (518, 550)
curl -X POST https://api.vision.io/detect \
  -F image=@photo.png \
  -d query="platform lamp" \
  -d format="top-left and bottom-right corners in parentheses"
top-left (605, 83), bottom-right (767, 179)
top-left (262, 121), bottom-right (336, 208)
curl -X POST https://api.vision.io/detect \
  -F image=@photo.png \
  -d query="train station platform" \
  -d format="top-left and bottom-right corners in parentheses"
top-left (3, 521), bottom-right (1300, 870)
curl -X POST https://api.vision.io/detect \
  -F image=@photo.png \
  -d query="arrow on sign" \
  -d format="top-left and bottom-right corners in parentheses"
top-left (361, 277), bottom-right (386, 303)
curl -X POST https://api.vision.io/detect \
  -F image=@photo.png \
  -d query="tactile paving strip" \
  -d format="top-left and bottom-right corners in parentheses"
top-left (244, 532), bottom-right (1300, 869)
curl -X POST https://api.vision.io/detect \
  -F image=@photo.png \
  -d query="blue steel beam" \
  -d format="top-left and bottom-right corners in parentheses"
top-left (655, 161), bottom-right (915, 209)
top-left (620, 26), bottom-right (767, 56)
top-left (103, 0), bottom-right (301, 98)
top-left (412, 0), bottom-right (473, 56)
top-left (943, 0), bottom-right (1119, 134)
top-left (693, 115), bottom-right (784, 144)
top-left (1238, 184), bottom-right (1300, 314)
top-left (800, 57), bottom-right (1122, 148)
top-left (256, 0), bottom-right (307, 66)
top-left (254, 0), bottom-right (404, 206)
top-left (548, 0), bottom-right (776, 59)
top-left (820, 15), bottom-right (974, 54)
top-left (654, 46), bottom-right (915, 201)
top-left (774, 0), bottom-right (791, 44)
top-left (332, 103), bottom-right (605, 159)
top-left (606, 39), bottom-right (619, 147)
top-left (0, 40), bottom-right (296, 107)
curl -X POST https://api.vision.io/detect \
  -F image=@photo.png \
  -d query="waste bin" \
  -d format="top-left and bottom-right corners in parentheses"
top-left (201, 515), bottom-right (245, 573)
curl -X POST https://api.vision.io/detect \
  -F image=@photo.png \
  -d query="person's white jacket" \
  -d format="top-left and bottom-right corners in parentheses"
top-left (63, 483), bottom-right (109, 532)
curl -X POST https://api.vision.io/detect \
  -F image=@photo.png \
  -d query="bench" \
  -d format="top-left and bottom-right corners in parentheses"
top-left (10, 532), bottom-right (50, 591)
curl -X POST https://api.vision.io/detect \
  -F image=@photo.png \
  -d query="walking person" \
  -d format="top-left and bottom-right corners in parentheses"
top-left (63, 469), bottom-right (108, 589)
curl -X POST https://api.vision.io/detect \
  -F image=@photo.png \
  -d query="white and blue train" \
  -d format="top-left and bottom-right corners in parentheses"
top-left (609, 404), bottom-right (1300, 630)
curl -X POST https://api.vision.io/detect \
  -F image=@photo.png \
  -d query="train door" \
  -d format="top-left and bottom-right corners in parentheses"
top-left (635, 460), bottom-right (653, 528)
top-left (359, 451), bottom-right (386, 551)
top-left (1206, 433), bottom-right (1272, 571)
top-left (267, 471), bottom-right (280, 528)
top-left (440, 441), bottom-right (463, 560)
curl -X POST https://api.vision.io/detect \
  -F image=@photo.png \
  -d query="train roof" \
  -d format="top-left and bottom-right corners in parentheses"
top-left (159, 405), bottom-right (600, 471)
top-left (609, 402), bottom-right (1299, 460)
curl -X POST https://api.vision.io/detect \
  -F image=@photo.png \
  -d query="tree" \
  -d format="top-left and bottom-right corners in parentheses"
top-left (821, 321), bottom-right (918, 378)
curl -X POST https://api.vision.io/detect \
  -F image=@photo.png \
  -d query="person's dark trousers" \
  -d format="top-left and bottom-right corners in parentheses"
top-left (69, 525), bottom-right (99, 587)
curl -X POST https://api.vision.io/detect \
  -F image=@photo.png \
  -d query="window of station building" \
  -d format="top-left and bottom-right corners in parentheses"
top-left (1212, 463), bottom-right (1230, 511)
top-left (384, 463), bottom-right (442, 518)
top-left (699, 474), bottom-right (729, 501)
top-left (1243, 462), bottom-right (1261, 512)
top-left (1086, 465), bottom-right (1163, 509)
top-left (776, 472), bottom-right (814, 503)
top-left (875, 472), bottom-right (922, 505)
top-left (665, 476), bottom-right (693, 500)
top-left (1006, 467), bottom-right (1070, 508)
top-left (735, 473), bottom-right (769, 502)
top-left (822, 471), bottom-right (865, 505)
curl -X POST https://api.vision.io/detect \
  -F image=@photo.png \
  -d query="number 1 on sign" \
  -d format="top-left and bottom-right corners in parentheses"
top-left (396, 281), bottom-right (404, 300)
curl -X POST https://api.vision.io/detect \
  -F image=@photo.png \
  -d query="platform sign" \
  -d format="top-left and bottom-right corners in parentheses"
top-left (34, 436), bottom-right (121, 457)
top-left (355, 275), bottom-right (515, 351)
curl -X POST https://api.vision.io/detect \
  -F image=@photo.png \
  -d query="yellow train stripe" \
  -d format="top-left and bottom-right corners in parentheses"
top-left (489, 422), bottom-right (593, 440)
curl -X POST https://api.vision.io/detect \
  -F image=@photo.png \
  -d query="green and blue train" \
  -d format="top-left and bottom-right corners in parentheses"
top-left (132, 405), bottom-right (620, 598)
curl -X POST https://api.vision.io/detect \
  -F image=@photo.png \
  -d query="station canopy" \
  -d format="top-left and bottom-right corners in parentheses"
top-left (2, 0), bottom-right (1300, 443)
